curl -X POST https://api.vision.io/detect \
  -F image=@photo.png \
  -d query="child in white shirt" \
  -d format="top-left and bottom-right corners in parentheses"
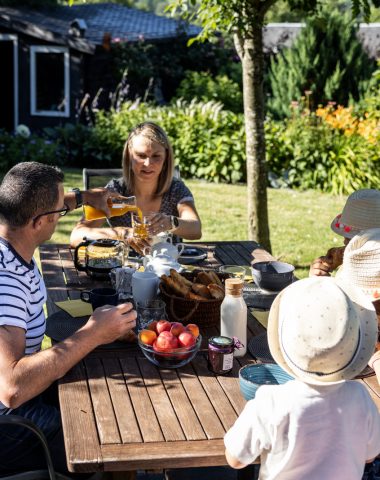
top-left (224, 277), bottom-right (380, 480)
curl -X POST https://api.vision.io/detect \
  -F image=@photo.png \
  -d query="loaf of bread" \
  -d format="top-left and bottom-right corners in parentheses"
top-left (192, 283), bottom-right (212, 299)
top-left (161, 274), bottom-right (190, 298)
top-left (185, 291), bottom-right (209, 301)
top-left (170, 268), bottom-right (193, 288)
top-left (196, 271), bottom-right (214, 286)
top-left (161, 270), bottom-right (225, 300)
top-left (208, 283), bottom-right (225, 300)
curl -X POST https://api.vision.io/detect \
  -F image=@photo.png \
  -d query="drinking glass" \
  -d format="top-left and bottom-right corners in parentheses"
top-left (110, 264), bottom-right (139, 302)
top-left (132, 212), bottom-right (155, 240)
top-left (136, 299), bottom-right (167, 332)
top-left (219, 265), bottom-right (247, 280)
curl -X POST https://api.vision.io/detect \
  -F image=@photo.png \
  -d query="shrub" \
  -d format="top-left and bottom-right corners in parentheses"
top-left (93, 99), bottom-right (246, 183)
top-left (174, 71), bottom-right (243, 113)
top-left (265, 103), bottom-right (380, 194)
top-left (111, 36), bottom-right (238, 102)
top-left (0, 130), bottom-right (57, 172)
top-left (267, 10), bottom-right (376, 119)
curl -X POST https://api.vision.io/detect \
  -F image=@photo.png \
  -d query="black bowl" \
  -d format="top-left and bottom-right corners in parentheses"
top-left (251, 261), bottom-right (294, 292)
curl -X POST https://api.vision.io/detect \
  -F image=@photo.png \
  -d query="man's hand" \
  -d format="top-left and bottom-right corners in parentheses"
top-left (309, 256), bottom-right (333, 277)
top-left (82, 189), bottom-right (119, 217)
top-left (87, 302), bottom-right (136, 345)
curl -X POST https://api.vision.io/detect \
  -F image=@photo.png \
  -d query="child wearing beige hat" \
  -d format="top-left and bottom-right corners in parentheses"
top-left (224, 277), bottom-right (380, 479)
top-left (336, 228), bottom-right (380, 383)
top-left (310, 189), bottom-right (380, 277)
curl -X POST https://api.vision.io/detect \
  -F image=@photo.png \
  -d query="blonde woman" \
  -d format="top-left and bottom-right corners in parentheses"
top-left (70, 122), bottom-right (201, 253)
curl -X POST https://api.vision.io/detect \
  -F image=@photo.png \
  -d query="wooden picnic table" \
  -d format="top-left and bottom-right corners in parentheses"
top-left (39, 242), bottom-right (380, 474)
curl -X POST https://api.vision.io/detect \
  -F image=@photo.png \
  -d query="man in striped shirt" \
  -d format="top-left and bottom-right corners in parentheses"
top-left (0, 162), bottom-right (136, 475)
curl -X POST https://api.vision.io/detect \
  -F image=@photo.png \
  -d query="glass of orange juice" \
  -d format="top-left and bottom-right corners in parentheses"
top-left (132, 212), bottom-right (156, 240)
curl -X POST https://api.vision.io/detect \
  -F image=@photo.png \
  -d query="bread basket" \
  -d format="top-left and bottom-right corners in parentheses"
top-left (159, 271), bottom-right (228, 327)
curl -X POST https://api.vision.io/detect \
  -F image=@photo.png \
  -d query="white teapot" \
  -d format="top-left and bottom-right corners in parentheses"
top-left (151, 241), bottom-right (185, 260)
top-left (143, 253), bottom-right (183, 277)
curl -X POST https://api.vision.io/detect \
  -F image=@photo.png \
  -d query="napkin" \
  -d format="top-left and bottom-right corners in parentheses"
top-left (250, 308), bottom-right (269, 329)
top-left (55, 299), bottom-right (93, 317)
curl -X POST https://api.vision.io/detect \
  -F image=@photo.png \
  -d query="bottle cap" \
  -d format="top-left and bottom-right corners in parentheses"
top-left (225, 278), bottom-right (244, 295)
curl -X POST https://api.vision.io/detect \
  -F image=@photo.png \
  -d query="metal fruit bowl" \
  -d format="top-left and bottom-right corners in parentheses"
top-left (138, 335), bottom-right (202, 369)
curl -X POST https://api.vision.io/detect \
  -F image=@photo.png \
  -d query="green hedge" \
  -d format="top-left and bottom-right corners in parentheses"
top-left (1, 97), bottom-right (378, 194)
top-left (92, 99), bottom-right (246, 183)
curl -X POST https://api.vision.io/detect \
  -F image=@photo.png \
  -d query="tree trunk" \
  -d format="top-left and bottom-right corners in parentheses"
top-left (234, 23), bottom-right (271, 252)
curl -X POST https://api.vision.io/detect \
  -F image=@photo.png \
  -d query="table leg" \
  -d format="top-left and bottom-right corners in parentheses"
top-left (110, 472), bottom-right (137, 480)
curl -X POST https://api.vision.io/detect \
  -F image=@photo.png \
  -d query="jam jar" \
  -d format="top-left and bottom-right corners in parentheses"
top-left (208, 336), bottom-right (235, 375)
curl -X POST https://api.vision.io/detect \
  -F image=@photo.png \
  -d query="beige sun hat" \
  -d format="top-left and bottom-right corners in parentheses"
top-left (267, 277), bottom-right (377, 385)
top-left (336, 228), bottom-right (380, 301)
top-left (331, 189), bottom-right (380, 239)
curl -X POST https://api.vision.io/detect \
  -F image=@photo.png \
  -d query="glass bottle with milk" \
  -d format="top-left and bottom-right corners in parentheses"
top-left (220, 278), bottom-right (247, 357)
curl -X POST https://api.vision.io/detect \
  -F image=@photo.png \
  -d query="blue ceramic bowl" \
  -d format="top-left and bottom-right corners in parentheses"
top-left (239, 363), bottom-right (294, 401)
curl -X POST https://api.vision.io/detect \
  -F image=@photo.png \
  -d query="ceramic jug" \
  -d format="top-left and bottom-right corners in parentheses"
top-left (143, 253), bottom-right (183, 277)
top-left (151, 242), bottom-right (185, 260)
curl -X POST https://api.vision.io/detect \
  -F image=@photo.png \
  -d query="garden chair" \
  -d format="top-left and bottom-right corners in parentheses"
top-left (0, 415), bottom-right (72, 480)
top-left (83, 166), bottom-right (180, 190)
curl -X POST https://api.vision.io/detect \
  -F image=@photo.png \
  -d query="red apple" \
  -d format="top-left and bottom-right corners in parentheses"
top-left (170, 322), bottom-right (185, 337)
top-left (156, 320), bottom-right (171, 334)
top-left (155, 331), bottom-right (179, 351)
top-left (178, 331), bottom-right (196, 348)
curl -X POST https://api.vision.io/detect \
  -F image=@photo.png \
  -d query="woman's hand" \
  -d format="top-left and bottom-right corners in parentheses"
top-left (147, 213), bottom-right (172, 236)
top-left (81, 188), bottom-right (119, 217)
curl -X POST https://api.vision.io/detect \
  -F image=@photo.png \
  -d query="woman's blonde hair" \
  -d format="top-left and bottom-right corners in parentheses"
top-left (122, 122), bottom-right (174, 195)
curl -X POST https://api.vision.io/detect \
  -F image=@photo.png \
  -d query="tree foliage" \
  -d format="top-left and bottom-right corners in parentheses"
top-left (267, 9), bottom-right (376, 118)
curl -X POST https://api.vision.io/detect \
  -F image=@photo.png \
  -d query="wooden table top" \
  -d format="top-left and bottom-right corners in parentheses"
top-left (39, 242), bottom-right (380, 473)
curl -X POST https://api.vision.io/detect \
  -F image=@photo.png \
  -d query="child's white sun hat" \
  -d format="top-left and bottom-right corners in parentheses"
top-left (268, 277), bottom-right (377, 385)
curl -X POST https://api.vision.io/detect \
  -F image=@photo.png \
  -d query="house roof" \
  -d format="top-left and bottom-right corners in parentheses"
top-left (0, 3), bottom-right (201, 53)
top-left (263, 22), bottom-right (380, 59)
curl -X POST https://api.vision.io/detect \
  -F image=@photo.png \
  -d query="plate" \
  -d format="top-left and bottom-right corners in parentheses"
top-left (248, 333), bottom-right (275, 363)
top-left (46, 311), bottom-right (131, 349)
top-left (178, 246), bottom-right (207, 265)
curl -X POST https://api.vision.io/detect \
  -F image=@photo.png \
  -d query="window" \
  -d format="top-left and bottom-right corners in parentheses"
top-left (30, 46), bottom-right (70, 117)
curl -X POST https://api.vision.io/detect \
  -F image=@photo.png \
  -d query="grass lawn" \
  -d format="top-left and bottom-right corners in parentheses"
top-left (49, 168), bottom-right (346, 279)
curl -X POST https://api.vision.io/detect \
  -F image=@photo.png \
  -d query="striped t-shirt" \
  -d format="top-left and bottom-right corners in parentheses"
top-left (0, 237), bottom-right (47, 415)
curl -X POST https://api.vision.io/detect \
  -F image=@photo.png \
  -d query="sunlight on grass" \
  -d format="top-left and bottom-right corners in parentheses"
top-left (50, 169), bottom-right (346, 279)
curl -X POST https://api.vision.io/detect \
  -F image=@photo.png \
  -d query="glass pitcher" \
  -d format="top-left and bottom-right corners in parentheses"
top-left (83, 195), bottom-right (139, 221)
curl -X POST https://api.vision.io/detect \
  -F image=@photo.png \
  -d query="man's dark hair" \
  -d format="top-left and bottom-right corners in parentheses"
top-left (0, 162), bottom-right (64, 228)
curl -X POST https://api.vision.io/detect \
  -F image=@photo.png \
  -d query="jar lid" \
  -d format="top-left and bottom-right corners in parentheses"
top-left (209, 336), bottom-right (234, 347)
top-left (225, 278), bottom-right (244, 294)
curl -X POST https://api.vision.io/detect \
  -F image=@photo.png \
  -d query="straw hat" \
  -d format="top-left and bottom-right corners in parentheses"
top-left (336, 228), bottom-right (380, 301)
top-left (267, 277), bottom-right (377, 385)
top-left (331, 189), bottom-right (380, 238)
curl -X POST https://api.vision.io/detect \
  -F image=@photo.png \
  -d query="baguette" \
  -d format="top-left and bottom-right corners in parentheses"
top-left (186, 291), bottom-right (209, 302)
top-left (196, 271), bottom-right (214, 286)
top-left (161, 274), bottom-right (189, 298)
top-left (170, 268), bottom-right (193, 288)
top-left (207, 270), bottom-right (223, 287)
top-left (192, 283), bottom-right (212, 299)
top-left (208, 283), bottom-right (225, 300)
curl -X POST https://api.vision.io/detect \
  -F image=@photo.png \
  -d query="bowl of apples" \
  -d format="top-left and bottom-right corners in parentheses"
top-left (138, 320), bottom-right (202, 368)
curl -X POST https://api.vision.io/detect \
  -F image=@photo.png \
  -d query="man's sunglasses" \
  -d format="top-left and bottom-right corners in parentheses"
top-left (33, 203), bottom-right (69, 222)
